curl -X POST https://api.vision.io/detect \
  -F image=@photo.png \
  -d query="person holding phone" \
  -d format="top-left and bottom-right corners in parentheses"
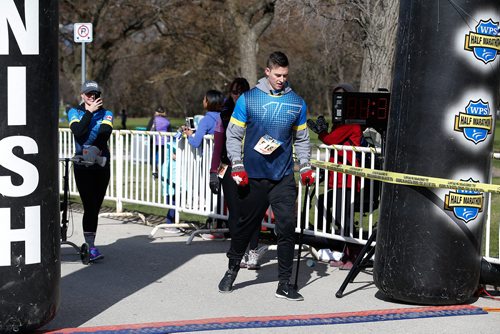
top-left (67, 80), bottom-right (113, 262)
top-left (183, 90), bottom-right (225, 239)
top-left (185, 117), bottom-right (195, 130)
top-left (183, 90), bottom-right (224, 149)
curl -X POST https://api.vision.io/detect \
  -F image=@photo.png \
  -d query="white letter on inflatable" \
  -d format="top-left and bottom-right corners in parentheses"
top-left (0, 136), bottom-right (39, 197)
top-left (0, 206), bottom-right (41, 266)
top-left (0, 0), bottom-right (39, 55)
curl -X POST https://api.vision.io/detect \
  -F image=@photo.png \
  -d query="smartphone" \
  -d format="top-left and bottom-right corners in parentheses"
top-left (94, 92), bottom-right (101, 99)
top-left (185, 117), bottom-right (195, 129)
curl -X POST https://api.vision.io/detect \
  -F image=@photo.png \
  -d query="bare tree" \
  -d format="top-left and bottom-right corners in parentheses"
top-left (59, 1), bottom-right (167, 103)
top-left (226, 0), bottom-right (277, 85)
top-left (353, 0), bottom-right (400, 91)
top-left (280, 0), bottom-right (399, 93)
top-left (60, 0), bottom-right (235, 115)
top-left (269, 1), bottom-right (364, 115)
top-left (59, 0), bottom-right (395, 117)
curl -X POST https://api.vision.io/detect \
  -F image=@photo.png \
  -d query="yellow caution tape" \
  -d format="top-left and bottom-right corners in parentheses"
top-left (311, 159), bottom-right (500, 194)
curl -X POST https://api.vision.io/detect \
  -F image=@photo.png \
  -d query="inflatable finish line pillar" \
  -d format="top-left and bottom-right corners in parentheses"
top-left (0, 1), bottom-right (60, 331)
top-left (374, 0), bottom-right (500, 304)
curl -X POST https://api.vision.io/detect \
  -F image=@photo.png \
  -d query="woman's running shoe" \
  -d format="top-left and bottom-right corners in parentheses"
top-left (89, 247), bottom-right (104, 262)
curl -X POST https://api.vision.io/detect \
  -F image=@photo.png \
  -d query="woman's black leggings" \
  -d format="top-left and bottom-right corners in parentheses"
top-left (74, 167), bottom-right (110, 233)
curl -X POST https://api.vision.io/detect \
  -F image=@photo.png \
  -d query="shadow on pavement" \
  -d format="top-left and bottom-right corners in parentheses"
top-left (50, 234), bottom-right (228, 329)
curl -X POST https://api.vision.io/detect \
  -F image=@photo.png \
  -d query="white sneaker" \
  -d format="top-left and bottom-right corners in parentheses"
top-left (164, 227), bottom-right (181, 234)
top-left (318, 248), bottom-right (342, 262)
top-left (246, 249), bottom-right (261, 270)
top-left (240, 253), bottom-right (248, 268)
top-left (200, 232), bottom-right (225, 241)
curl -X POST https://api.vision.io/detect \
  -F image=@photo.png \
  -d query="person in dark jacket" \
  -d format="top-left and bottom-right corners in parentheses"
top-left (307, 83), bottom-right (363, 270)
top-left (120, 109), bottom-right (127, 129)
top-left (209, 78), bottom-right (262, 268)
top-left (67, 80), bottom-right (113, 262)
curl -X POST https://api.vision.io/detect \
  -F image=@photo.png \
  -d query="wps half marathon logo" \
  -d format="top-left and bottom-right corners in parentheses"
top-left (444, 179), bottom-right (484, 223)
top-left (454, 99), bottom-right (492, 144)
top-left (464, 19), bottom-right (500, 64)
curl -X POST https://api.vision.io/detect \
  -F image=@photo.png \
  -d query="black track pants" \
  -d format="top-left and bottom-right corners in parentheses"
top-left (221, 166), bottom-right (260, 250)
top-left (227, 173), bottom-right (297, 282)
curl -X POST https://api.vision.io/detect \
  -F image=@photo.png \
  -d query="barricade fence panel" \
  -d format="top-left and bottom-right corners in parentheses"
top-left (58, 129), bottom-right (499, 263)
top-left (297, 144), bottom-right (380, 247)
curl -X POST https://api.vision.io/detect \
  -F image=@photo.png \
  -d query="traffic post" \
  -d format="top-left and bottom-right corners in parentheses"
top-left (74, 22), bottom-right (93, 84)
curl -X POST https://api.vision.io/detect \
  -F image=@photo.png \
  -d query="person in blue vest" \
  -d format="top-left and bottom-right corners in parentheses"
top-left (68, 80), bottom-right (113, 262)
top-left (218, 51), bottom-right (315, 301)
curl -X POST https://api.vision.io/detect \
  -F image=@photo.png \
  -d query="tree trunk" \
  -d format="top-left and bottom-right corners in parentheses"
top-left (227, 0), bottom-right (276, 86)
top-left (359, 0), bottom-right (400, 92)
top-left (239, 31), bottom-right (259, 85)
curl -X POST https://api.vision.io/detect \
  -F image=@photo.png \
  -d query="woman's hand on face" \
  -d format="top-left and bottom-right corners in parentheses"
top-left (88, 98), bottom-right (103, 113)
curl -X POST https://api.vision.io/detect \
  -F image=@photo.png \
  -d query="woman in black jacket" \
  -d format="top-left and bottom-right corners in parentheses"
top-left (67, 80), bottom-right (113, 262)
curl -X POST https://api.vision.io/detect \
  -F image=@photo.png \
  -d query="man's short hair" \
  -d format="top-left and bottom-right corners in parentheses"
top-left (267, 51), bottom-right (289, 69)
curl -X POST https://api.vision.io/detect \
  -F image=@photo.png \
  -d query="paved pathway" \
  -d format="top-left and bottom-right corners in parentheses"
top-left (40, 212), bottom-right (500, 333)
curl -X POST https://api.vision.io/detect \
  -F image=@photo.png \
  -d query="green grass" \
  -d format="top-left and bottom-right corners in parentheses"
top-left (70, 196), bottom-right (208, 224)
top-left (487, 177), bottom-right (500, 258)
top-left (59, 116), bottom-right (186, 131)
top-left (493, 121), bottom-right (500, 170)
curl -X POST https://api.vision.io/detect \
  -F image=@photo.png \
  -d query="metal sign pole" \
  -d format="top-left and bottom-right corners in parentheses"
top-left (81, 42), bottom-right (86, 84)
top-left (74, 23), bottom-right (93, 84)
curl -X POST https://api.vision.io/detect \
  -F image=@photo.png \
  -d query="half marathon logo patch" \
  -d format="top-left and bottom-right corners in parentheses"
top-left (444, 178), bottom-right (484, 223)
top-left (454, 99), bottom-right (492, 144)
top-left (464, 19), bottom-right (500, 64)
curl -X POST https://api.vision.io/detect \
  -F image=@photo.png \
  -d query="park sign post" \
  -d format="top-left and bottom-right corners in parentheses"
top-left (74, 22), bottom-right (93, 84)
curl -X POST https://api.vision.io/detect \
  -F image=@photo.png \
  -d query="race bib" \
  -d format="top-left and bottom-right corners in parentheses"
top-left (254, 134), bottom-right (282, 155)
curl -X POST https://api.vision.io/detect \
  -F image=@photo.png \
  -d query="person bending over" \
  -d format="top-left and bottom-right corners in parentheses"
top-left (307, 83), bottom-right (363, 269)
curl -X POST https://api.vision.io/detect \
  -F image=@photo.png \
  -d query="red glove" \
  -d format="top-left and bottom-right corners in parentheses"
top-left (299, 164), bottom-right (315, 186)
top-left (231, 161), bottom-right (249, 187)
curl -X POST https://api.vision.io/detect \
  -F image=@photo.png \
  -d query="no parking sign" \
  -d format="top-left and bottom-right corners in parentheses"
top-left (74, 23), bottom-right (93, 43)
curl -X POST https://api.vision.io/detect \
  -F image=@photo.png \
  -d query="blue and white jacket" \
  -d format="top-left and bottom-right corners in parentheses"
top-left (226, 77), bottom-right (310, 180)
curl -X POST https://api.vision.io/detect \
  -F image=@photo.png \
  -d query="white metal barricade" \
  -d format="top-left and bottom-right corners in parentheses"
top-left (58, 128), bottom-right (500, 263)
top-left (296, 144), bottom-right (380, 246)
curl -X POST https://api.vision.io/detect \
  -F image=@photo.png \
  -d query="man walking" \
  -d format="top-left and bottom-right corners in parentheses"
top-left (218, 51), bottom-right (314, 301)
